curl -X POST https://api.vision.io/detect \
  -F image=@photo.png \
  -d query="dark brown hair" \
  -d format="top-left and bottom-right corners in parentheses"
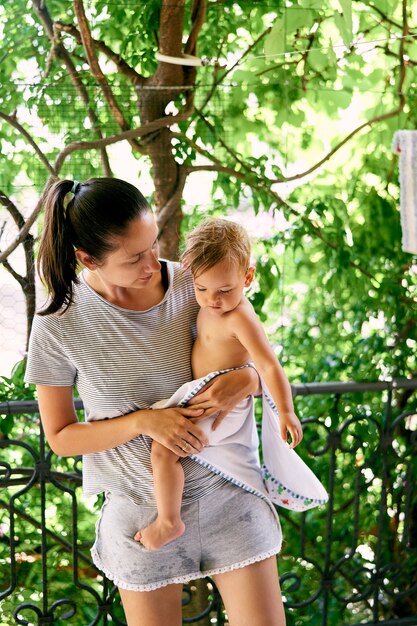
top-left (37, 177), bottom-right (150, 315)
top-left (181, 218), bottom-right (251, 277)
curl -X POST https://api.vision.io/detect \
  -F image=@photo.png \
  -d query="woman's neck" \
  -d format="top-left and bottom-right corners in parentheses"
top-left (83, 269), bottom-right (166, 311)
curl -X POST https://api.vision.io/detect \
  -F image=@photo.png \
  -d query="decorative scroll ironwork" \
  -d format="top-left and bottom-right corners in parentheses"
top-left (0, 379), bottom-right (416, 625)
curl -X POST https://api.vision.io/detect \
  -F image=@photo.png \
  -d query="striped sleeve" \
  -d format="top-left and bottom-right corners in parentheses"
top-left (25, 314), bottom-right (77, 386)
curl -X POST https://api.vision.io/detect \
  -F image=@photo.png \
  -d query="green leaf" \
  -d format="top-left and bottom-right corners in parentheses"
top-left (286, 8), bottom-right (313, 33)
top-left (334, 11), bottom-right (353, 48)
top-left (264, 18), bottom-right (286, 58)
top-left (0, 413), bottom-right (14, 436)
top-left (232, 69), bottom-right (256, 84)
top-left (309, 50), bottom-right (331, 71)
top-left (336, 0), bottom-right (353, 34)
top-left (297, 0), bottom-right (323, 8)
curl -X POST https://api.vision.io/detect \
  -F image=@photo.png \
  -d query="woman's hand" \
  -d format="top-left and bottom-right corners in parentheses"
top-left (187, 367), bottom-right (260, 430)
top-left (139, 407), bottom-right (209, 457)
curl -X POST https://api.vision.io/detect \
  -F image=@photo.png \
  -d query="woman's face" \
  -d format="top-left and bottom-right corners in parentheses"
top-left (83, 212), bottom-right (161, 290)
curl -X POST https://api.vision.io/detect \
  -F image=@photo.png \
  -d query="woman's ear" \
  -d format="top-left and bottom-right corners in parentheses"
top-left (75, 249), bottom-right (98, 271)
top-left (244, 265), bottom-right (255, 287)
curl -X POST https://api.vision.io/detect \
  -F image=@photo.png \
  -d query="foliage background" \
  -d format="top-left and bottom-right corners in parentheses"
top-left (0, 0), bottom-right (416, 623)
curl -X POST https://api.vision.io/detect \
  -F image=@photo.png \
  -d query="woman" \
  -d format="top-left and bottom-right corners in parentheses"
top-left (25, 178), bottom-right (286, 626)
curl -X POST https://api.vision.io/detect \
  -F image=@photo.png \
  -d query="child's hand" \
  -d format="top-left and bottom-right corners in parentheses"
top-left (280, 412), bottom-right (303, 448)
top-left (187, 367), bottom-right (259, 429)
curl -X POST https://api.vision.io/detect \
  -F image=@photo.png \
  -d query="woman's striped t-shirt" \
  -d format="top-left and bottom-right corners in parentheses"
top-left (25, 261), bottom-right (227, 505)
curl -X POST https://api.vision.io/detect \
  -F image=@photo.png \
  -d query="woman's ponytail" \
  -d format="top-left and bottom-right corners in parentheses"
top-left (37, 179), bottom-right (79, 316)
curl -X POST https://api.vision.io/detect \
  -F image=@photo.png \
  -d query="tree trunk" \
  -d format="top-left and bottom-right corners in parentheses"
top-left (137, 0), bottom-right (194, 260)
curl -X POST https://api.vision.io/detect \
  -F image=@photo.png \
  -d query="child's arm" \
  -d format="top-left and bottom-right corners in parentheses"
top-left (231, 306), bottom-right (303, 448)
top-left (187, 366), bottom-right (261, 428)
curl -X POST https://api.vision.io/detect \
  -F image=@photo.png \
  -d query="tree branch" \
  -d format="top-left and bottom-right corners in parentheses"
top-left (254, 57), bottom-right (299, 79)
top-left (156, 166), bottom-right (188, 234)
top-left (0, 193), bottom-right (46, 266)
top-left (0, 190), bottom-right (34, 286)
top-left (199, 25), bottom-right (272, 112)
top-left (177, 28), bottom-right (406, 289)
top-left (363, 1), bottom-right (403, 30)
top-left (0, 190), bottom-right (25, 230)
top-left (186, 162), bottom-right (378, 281)
top-left (184, 0), bottom-right (207, 56)
top-left (182, 0), bottom-right (207, 104)
top-left (171, 130), bottom-right (224, 168)
top-left (186, 163), bottom-right (246, 177)
top-left (54, 20), bottom-right (146, 86)
top-left (73, 0), bottom-right (144, 155)
top-left (54, 105), bottom-right (193, 171)
top-left (0, 107), bottom-right (193, 264)
top-left (32, 0), bottom-right (112, 176)
top-left (0, 190), bottom-right (36, 345)
top-left (194, 108), bottom-right (255, 176)
top-left (301, 27), bottom-right (319, 92)
top-left (2, 259), bottom-right (25, 286)
top-left (255, 5), bottom-right (409, 185)
top-left (269, 16), bottom-right (408, 183)
top-left (271, 107), bottom-right (406, 184)
top-left (255, 5), bottom-right (409, 186)
top-left (0, 112), bottom-right (56, 176)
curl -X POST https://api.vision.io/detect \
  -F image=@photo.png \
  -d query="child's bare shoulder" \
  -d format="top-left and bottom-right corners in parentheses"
top-left (226, 296), bottom-right (259, 326)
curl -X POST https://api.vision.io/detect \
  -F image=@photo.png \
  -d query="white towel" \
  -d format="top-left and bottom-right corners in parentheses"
top-left (392, 130), bottom-right (417, 254)
top-left (152, 368), bottom-right (328, 513)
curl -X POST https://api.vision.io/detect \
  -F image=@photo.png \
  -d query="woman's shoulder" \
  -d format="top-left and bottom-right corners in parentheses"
top-left (165, 260), bottom-right (194, 290)
top-left (163, 260), bottom-right (197, 310)
top-left (34, 278), bottom-right (91, 327)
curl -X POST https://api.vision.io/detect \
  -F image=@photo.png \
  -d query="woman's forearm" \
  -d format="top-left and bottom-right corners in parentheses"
top-left (37, 385), bottom-right (155, 457)
top-left (45, 409), bottom-right (150, 457)
top-left (37, 385), bottom-right (207, 457)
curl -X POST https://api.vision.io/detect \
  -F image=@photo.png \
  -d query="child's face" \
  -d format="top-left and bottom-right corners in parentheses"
top-left (193, 259), bottom-right (254, 315)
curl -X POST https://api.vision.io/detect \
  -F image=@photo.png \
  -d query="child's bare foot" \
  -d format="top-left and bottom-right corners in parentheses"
top-left (134, 518), bottom-right (185, 550)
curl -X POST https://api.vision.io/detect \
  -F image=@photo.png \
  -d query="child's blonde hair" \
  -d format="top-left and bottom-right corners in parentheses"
top-left (181, 218), bottom-right (251, 276)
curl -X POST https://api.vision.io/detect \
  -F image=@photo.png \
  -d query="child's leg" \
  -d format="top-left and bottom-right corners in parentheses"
top-left (134, 441), bottom-right (185, 550)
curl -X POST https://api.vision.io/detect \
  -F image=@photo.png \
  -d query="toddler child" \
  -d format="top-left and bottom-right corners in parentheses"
top-left (135, 218), bottom-right (302, 550)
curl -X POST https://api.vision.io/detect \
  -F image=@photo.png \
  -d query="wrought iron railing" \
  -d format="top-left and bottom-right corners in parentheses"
top-left (0, 380), bottom-right (416, 625)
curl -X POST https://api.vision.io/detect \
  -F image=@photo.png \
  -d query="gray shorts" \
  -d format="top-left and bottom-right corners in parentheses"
top-left (91, 481), bottom-right (282, 591)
